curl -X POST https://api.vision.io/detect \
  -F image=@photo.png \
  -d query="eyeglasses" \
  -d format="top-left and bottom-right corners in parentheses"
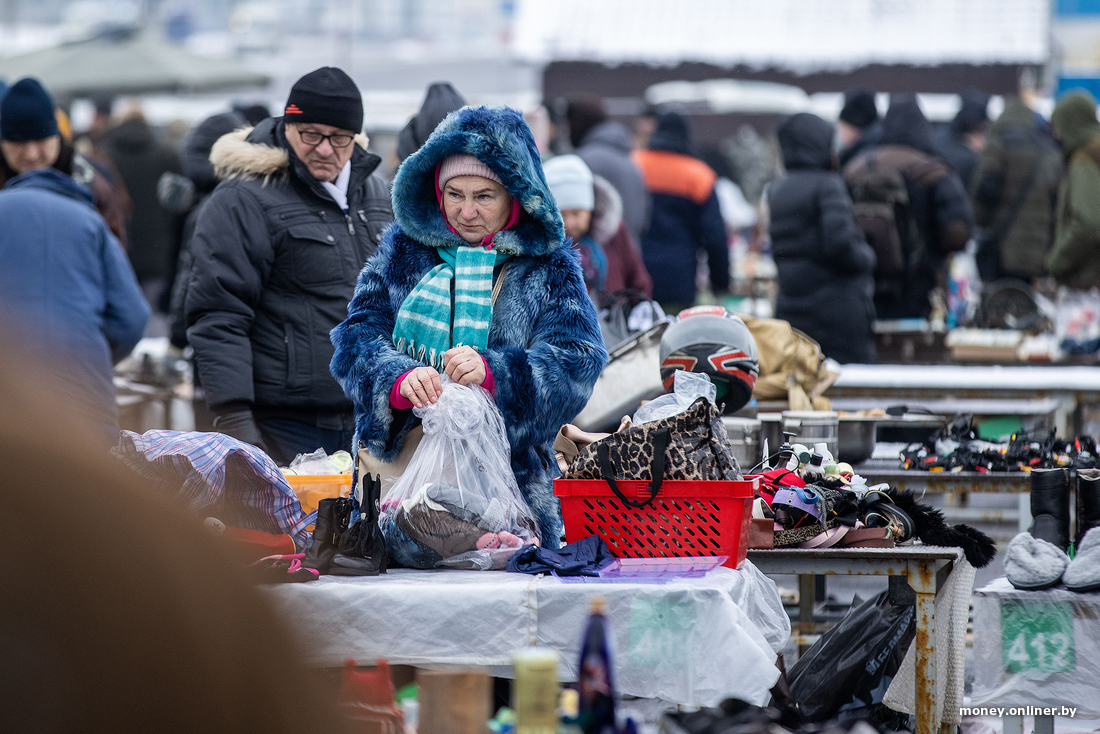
top-left (297, 129), bottom-right (355, 148)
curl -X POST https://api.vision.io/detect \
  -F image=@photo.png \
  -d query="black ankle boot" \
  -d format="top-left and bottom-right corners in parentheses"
top-left (330, 474), bottom-right (388, 576)
top-left (303, 497), bottom-right (353, 574)
top-left (1077, 468), bottom-right (1100, 547)
top-left (1030, 468), bottom-right (1071, 551)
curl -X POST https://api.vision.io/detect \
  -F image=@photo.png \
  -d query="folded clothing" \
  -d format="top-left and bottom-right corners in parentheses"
top-left (396, 503), bottom-right (487, 559)
top-left (506, 535), bottom-right (615, 576)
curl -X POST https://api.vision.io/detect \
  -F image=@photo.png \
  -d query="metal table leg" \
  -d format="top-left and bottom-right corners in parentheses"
top-left (1003, 715), bottom-right (1023, 734)
top-left (908, 559), bottom-right (938, 734)
top-left (1035, 715), bottom-right (1055, 734)
top-left (798, 574), bottom-right (815, 654)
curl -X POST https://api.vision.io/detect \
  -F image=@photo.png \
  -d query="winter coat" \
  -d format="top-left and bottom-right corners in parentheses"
top-left (103, 117), bottom-right (183, 282)
top-left (330, 106), bottom-right (608, 548)
top-left (588, 174), bottom-right (653, 298)
top-left (970, 97), bottom-right (1062, 280)
top-left (633, 114), bottom-right (729, 308)
top-left (838, 121), bottom-right (881, 170)
top-left (185, 117), bottom-right (393, 425)
top-left (0, 169), bottom-right (148, 436)
top-left (770, 113), bottom-right (877, 364)
top-left (934, 126), bottom-right (979, 190)
top-left (576, 121), bottom-right (650, 243)
top-left (1048, 92), bottom-right (1100, 289)
top-left (0, 141), bottom-right (128, 247)
top-left (395, 82), bottom-right (466, 164)
top-left (168, 111), bottom-right (249, 349)
top-left (846, 99), bottom-right (973, 319)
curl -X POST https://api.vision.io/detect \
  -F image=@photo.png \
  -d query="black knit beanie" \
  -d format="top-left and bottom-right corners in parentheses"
top-left (283, 67), bottom-right (363, 133)
top-left (839, 90), bottom-right (879, 130)
top-left (0, 78), bottom-right (60, 142)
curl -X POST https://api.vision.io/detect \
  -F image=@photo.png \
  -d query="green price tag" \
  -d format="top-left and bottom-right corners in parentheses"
top-left (1001, 600), bottom-right (1075, 673)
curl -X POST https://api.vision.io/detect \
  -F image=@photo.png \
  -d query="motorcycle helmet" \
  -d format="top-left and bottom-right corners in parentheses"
top-left (659, 306), bottom-right (759, 414)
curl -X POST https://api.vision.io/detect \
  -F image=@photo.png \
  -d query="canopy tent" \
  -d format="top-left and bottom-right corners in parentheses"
top-left (0, 28), bottom-right (271, 99)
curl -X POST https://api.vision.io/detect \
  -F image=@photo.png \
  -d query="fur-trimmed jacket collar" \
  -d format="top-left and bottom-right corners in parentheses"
top-left (209, 117), bottom-right (377, 190)
top-left (588, 174), bottom-right (623, 246)
top-left (391, 105), bottom-right (565, 257)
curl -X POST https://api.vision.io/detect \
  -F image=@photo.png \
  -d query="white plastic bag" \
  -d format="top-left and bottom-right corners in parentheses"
top-left (379, 377), bottom-right (538, 570)
top-left (632, 369), bottom-right (716, 426)
top-left (286, 448), bottom-right (353, 474)
top-left (1055, 287), bottom-right (1100, 355)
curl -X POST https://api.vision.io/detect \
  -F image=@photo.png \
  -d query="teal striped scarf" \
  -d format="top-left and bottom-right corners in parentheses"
top-left (392, 246), bottom-right (511, 370)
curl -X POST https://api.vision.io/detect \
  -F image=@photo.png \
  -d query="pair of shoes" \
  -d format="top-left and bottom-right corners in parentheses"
top-left (302, 496), bottom-right (354, 574)
top-left (1005, 468), bottom-right (1100, 591)
top-left (330, 473), bottom-right (387, 576)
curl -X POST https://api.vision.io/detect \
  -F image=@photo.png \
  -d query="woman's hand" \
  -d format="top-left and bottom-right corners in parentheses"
top-left (399, 366), bottom-right (442, 408)
top-left (444, 346), bottom-right (486, 386)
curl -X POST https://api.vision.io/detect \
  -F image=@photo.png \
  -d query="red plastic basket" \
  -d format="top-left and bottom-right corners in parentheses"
top-left (554, 478), bottom-right (758, 569)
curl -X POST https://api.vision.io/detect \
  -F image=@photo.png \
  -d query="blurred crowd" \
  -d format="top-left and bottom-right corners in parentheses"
top-left (1, 69), bottom-right (1099, 459)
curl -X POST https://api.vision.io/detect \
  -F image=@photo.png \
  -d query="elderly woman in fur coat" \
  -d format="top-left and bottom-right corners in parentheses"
top-left (330, 106), bottom-right (608, 549)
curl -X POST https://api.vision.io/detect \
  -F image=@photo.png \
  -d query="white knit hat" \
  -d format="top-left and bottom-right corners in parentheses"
top-left (543, 154), bottom-right (595, 211)
top-left (438, 154), bottom-right (502, 189)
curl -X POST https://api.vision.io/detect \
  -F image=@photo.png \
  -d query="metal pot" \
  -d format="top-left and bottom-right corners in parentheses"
top-left (838, 417), bottom-right (877, 465)
top-left (722, 417), bottom-right (761, 472)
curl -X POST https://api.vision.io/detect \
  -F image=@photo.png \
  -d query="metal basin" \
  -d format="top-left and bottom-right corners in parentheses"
top-left (838, 417), bottom-right (877, 465)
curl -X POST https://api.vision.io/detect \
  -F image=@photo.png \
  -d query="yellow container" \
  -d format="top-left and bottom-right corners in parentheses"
top-left (284, 473), bottom-right (353, 519)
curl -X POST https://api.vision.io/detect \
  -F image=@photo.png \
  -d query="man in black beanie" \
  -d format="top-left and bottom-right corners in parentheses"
top-left (185, 66), bottom-right (394, 464)
top-left (837, 90), bottom-right (881, 169)
top-left (934, 90), bottom-right (990, 188)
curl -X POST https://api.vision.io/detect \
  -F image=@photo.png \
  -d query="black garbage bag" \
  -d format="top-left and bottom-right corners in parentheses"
top-left (787, 590), bottom-right (915, 722)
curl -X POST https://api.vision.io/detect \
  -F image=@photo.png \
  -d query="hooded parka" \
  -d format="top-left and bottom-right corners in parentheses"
top-left (1048, 91), bottom-right (1100, 289)
top-left (330, 106), bottom-right (608, 547)
top-left (770, 113), bottom-right (877, 364)
top-left (845, 98), bottom-right (973, 319)
top-left (970, 97), bottom-right (1062, 281)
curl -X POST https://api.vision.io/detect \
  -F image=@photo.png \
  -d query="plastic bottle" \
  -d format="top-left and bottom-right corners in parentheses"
top-left (786, 444), bottom-right (811, 472)
top-left (577, 597), bottom-right (616, 734)
top-left (802, 452), bottom-right (825, 481)
top-left (513, 647), bottom-right (561, 734)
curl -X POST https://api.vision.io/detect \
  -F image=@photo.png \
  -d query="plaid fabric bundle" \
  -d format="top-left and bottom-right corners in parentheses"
top-left (392, 245), bottom-right (508, 370)
top-left (112, 430), bottom-right (314, 550)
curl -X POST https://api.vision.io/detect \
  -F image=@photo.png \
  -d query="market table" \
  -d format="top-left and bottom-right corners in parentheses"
top-left (828, 364), bottom-right (1100, 437)
top-left (748, 546), bottom-right (968, 734)
top-left (852, 458), bottom-right (1031, 531)
top-left (261, 562), bottom-right (790, 708)
top-left (969, 577), bottom-right (1100, 734)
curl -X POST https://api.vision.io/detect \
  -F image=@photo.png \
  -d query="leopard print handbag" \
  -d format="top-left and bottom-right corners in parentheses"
top-left (561, 397), bottom-right (742, 507)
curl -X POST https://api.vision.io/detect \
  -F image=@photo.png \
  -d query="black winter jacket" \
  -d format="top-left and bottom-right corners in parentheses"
top-left (846, 99), bottom-right (973, 319)
top-left (770, 113), bottom-right (877, 364)
top-left (104, 117), bottom-right (183, 282)
top-left (184, 118), bottom-right (393, 423)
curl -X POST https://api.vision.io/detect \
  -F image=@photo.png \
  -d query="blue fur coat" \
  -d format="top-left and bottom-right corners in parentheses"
top-left (330, 106), bottom-right (608, 548)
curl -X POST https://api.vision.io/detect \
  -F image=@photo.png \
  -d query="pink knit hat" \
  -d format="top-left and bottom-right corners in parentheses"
top-left (437, 154), bottom-right (502, 189)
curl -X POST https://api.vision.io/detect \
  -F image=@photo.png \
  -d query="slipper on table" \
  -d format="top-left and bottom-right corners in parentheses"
top-left (798, 524), bottom-right (849, 549)
top-left (839, 526), bottom-right (894, 549)
top-left (1004, 532), bottom-right (1068, 591)
top-left (1064, 527), bottom-right (1100, 592)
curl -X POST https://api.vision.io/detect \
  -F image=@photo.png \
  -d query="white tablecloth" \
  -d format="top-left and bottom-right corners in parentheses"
top-left (969, 577), bottom-right (1100, 718)
top-left (262, 561), bottom-right (790, 707)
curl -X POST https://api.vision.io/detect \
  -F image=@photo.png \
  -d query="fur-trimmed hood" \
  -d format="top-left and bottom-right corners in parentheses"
top-left (209, 117), bottom-right (372, 183)
top-left (588, 174), bottom-right (622, 246)
top-left (391, 105), bottom-right (564, 257)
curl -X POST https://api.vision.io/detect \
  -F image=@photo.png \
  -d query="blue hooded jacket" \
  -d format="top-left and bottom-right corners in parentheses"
top-left (330, 106), bottom-right (608, 547)
top-left (0, 168), bottom-right (149, 438)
